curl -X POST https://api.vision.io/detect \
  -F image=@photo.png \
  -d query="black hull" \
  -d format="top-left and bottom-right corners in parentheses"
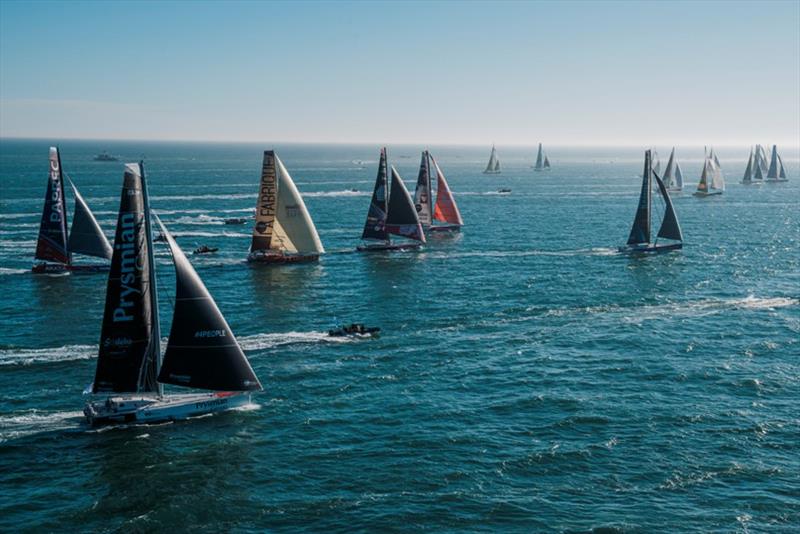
top-left (32, 262), bottom-right (109, 274)
top-left (618, 243), bottom-right (682, 255)
top-left (357, 242), bottom-right (422, 252)
top-left (248, 252), bottom-right (319, 264)
top-left (428, 224), bottom-right (462, 233)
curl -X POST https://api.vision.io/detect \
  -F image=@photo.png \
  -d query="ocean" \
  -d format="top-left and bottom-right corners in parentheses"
top-left (0, 139), bottom-right (798, 532)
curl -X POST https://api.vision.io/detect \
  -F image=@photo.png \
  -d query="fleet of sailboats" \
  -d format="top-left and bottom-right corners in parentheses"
top-left (414, 150), bottom-right (464, 233)
top-left (620, 150), bottom-right (683, 253)
top-left (358, 147), bottom-right (426, 251)
top-left (248, 150), bottom-right (324, 264)
top-left (533, 143), bottom-right (551, 171)
top-left (84, 162), bottom-right (262, 425)
top-left (694, 148), bottom-right (725, 196)
top-left (483, 145), bottom-right (501, 174)
top-left (32, 147), bottom-right (113, 273)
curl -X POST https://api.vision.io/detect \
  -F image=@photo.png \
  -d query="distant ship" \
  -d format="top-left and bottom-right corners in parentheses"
top-left (533, 143), bottom-right (551, 171)
top-left (694, 148), bottom-right (725, 196)
top-left (413, 150), bottom-right (464, 233)
top-left (83, 161), bottom-right (262, 425)
top-left (32, 147), bottom-right (113, 273)
top-left (483, 145), bottom-right (501, 174)
top-left (661, 147), bottom-right (684, 191)
top-left (358, 147), bottom-right (426, 251)
top-left (93, 151), bottom-right (118, 162)
top-left (766, 145), bottom-right (788, 182)
top-left (248, 151), bottom-right (324, 264)
top-left (619, 150), bottom-right (683, 254)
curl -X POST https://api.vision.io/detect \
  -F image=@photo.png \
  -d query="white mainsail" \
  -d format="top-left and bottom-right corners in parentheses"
top-left (484, 145), bottom-right (501, 174)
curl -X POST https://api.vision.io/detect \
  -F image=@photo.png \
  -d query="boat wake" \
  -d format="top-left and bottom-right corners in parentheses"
top-left (303, 190), bottom-right (369, 197)
top-left (0, 409), bottom-right (84, 443)
top-left (238, 331), bottom-right (354, 351)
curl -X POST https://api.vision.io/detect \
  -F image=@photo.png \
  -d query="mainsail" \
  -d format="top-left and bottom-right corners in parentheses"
top-left (35, 147), bottom-right (70, 264)
top-left (483, 145), bottom-right (501, 174)
top-left (386, 166), bottom-right (425, 242)
top-left (662, 148), bottom-right (682, 189)
top-left (414, 151), bottom-right (433, 227)
top-left (157, 220), bottom-right (262, 392)
top-left (627, 151), bottom-right (652, 245)
top-left (93, 163), bottom-right (160, 394)
top-left (767, 145), bottom-right (779, 179)
top-left (742, 148), bottom-right (754, 184)
top-left (430, 155), bottom-right (464, 226)
top-left (67, 179), bottom-right (113, 259)
top-left (544, 155), bottom-right (551, 169)
top-left (361, 148), bottom-right (390, 241)
top-left (535, 143), bottom-right (544, 170)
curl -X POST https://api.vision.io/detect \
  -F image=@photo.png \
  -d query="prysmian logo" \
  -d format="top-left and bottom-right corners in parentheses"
top-left (195, 329), bottom-right (226, 338)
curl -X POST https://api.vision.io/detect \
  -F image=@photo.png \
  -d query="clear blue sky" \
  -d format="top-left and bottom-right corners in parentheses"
top-left (1, 0), bottom-right (798, 146)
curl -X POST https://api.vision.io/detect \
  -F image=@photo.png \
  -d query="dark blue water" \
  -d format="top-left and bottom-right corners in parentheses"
top-left (1, 139), bottom-right (798, 532)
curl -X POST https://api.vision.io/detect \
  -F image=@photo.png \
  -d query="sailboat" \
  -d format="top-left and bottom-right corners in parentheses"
top-left (755, 144), bottom-right (769, 175)
top-left (766, 145), bottom-right (788, 182)
top-left (741, 147), bottom-right (761, 185)
top-left (619, 150), bottom-right (683, 254)
top-left (694, 151), bottom-right (725, 196)
top-left (84, 162), bottom-right (261, 425)
top-left (248, 150), bottom-right (324, 264)
top-left (32, 147), bottom-right (113, 273)
top-left (533, 143), bottom-right (550, 171)
top-left (483, 145), bottom-right (501, 174)
top-left (662, 147), bottom-right (684, 191)
top-left (413, 151), bottom-right (464, 233)
top-left (358, 147), bottom-right (426, 251)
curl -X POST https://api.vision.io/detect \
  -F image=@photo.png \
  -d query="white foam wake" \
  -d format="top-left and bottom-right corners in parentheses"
top-left (0, 409), bottom-right (84, 442)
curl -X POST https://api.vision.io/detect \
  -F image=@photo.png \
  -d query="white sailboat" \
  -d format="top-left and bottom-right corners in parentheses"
top-left (483, 145), bottom-right (501, 174)
top-left (694, 150), bottom-right (725, 196)
top-left (84, 163), bottom-right (261, 425)
top-left (248, 150), bottom-right (324, 264)
top-left (661, 147), bottom-right (684, 191)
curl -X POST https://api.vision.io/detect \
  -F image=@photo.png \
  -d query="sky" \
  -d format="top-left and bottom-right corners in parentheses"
top-left (1, 0), bottom-right (799, 146)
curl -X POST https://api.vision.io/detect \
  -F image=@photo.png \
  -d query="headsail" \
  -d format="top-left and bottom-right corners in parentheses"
top-left (361, 148), bottom-right (390, 241)
top-left (767, 145), bottom-right (779, 179)
top-left (93, 163), bottom-right (160, 394)
top-left (430, 154), bottom-right (464, 226)
top-left (778, 154), bottom-right (787, 179)
top-left (386, 166), bottom-right (425, 242)
top-left (627, 151), bottom-right (652, 245)
top-left (35, 147), bottom-right (70, 264)
top-left (710, 154), bottom-right (725, 191)
top-left (414, 151), bottom-right (433, 227)
top-left (67, 179), bottom-right (113, 259)
top-left (674, 161), bottom-right (684, 189)
top-left (269, 152), bottom-right (324, 255)
top-left (535, 143), bottom-right (544, 170)
top-left (697, 159), bottom-right (711, 192)
top-left (653, 172), bottom-right (683, 242)
top-left (544, 155), bottom-right (551, 169)
top-left (742, 148), bottom-right (754, 184)
top-left (156, 219), bottom-right (262, 392)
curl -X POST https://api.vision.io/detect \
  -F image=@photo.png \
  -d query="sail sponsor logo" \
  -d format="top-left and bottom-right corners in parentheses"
top-left (195, 398), bottom-right (228, 410)
top-left (48, 157), bottom-right (64, 223)
top-left (195, 329), bottom-right (226, 338)
top-left (103, 336), bottom-right (133, 348)
top-left (113, 212), bottom-right (143, 322)
top-left (257, 155), bottom-right (277, 235)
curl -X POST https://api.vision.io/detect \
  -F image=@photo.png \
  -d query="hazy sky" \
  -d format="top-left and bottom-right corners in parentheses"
top-left (1, 0), bottom-right (798, 146)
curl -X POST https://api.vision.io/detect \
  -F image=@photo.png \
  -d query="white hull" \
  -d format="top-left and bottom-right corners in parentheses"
top-left (84, 391), bottom-right (252, 425)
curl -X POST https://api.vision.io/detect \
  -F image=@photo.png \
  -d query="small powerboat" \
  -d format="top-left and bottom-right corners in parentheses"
top-left (224, 217), bottom-right (248, 225)
top-left (497, 188), bottom-right (511, 194)
top-left (193, 245), bottom-right (219, 255)
top-left (328, 323), bottom-right (381, 338)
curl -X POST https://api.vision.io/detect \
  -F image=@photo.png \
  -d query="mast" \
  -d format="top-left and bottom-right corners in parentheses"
top-left (627, 150), bottom-right (652, 245)
top-left (414, 150), bottom-right (433, 227)
top-left (139, 162), bottom-right (162, 396)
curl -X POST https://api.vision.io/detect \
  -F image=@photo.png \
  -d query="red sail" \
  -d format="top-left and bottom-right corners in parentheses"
top-left (431, 156), bottom-right (463, 226)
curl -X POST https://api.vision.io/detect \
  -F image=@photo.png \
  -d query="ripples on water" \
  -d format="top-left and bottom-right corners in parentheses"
top-left (0, 141), bottom-right (798, 531)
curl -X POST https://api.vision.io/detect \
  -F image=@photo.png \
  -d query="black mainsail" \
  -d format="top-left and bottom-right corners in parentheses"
top-left (67, 179), bottom-right (113, 260)
top-left (386, 166), bottom-right (426, 242)
top-left (767, 145), bottom-right (779, 179)
top-left (35, 147), bottom-right (70, 265)
top-left (624, 150), bottom-right (682, 250)
top-left (93, 163), bottom-right (160, 394)
top-left (157, 220), bottom-right (262, 392)
top-left (361, 147), bottom-right (390, 242)
top-left (414, 151), bottom-right (433, 227)
top-left (627, 151), bottom-right (652, 245)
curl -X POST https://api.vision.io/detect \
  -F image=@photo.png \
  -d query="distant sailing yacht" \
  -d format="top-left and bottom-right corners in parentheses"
top-left (533, 143), bottom-right (551, 171)
top-left (32, 147), bottom-right (113, 273)
top-left (694, 149), bottom-right (725, 196)
top-left (662, 147), bottom-right (684, 191)
top-left (483, 145), bottom-right (501, 174)
top-left (84, 162), bottom-right (261, 425)
top-left (619, 150), bottom-right (683, 254)
top-left (741, 147), bottom-right (761, 185)
top-left (414, 151), bottom-right (464, 233)
top-left (766, 145), bottom-right (788, 182)
top-left (358, 147), bottom-right (426, 251)
top-left (248, 151), bottom-right (324, 264)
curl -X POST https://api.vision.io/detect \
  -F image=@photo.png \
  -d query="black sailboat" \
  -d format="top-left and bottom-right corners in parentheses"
top-left (84, 162), bottom-right (261, 425)
top-left (619, 150), bottom-right (683, 254)
top-left (357, 148), bottom-right (426, 251)
top-left (33, 147), bottom-right (113, 273)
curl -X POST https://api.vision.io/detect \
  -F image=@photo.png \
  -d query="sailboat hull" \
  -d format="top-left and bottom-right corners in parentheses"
top-left (692, 190), bottom-right (723, 197)
top-left (618, 243), bottom-right (682, 254)
top-left (247, 250), bottom-right (319, 264)
top-left (428, 223), bottom-right (462, 233)
top-left (357, 242), bottom-right (422, 252)
top-left (32, 262), bottom-right (109, 274)
top-left (482, 171), bottom-right (501, 175)
top-left (83, 391), bottom-right (253, 426)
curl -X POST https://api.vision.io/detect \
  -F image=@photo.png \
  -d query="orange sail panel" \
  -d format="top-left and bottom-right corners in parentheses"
top-left (431, 156), bottom-right (463, 226)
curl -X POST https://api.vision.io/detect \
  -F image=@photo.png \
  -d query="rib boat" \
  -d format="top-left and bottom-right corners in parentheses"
top-left (33, 147), bottom-right (113, 273)
top-left (619, 150), bottom-right (683, 254)
top-left (84, 162), bottom-right (261, 425)
top-left (247, 150), bottom-right (324, 264)
top-left (414, 150), bottom-right (464, 233)
top-left (358, 147), bottom-right (426, 251)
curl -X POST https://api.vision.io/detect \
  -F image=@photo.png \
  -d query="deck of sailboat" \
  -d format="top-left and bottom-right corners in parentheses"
top-left (84, 391), bottom-right (252, 426)
top-left (247, 250), bottom-right (320, 264)
top-left (692, 190), bottom-right (723, 197)
top-left (32, 262), bottom-right (109, 274)
top-left (618, 242), bottom-right (683, 254)
top-left (357, 242), bottom-right (422, 252)
top-left (428, 223), bottom-right (462, 233)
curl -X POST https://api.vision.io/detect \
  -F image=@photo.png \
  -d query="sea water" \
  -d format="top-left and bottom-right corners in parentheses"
top-left (0, 139), bottom-right (798, 531)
